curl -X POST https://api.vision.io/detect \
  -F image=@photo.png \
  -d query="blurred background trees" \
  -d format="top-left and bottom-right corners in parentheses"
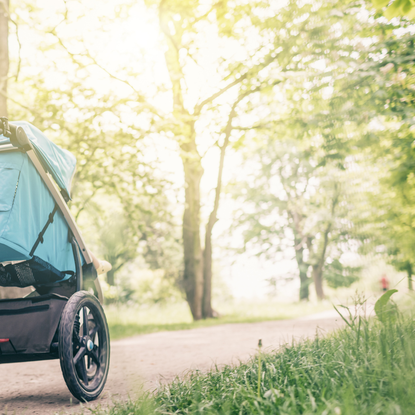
top-left (2, 0), bottom-right (415, 315)
top-left (0, 0), bottom-right (8, 116)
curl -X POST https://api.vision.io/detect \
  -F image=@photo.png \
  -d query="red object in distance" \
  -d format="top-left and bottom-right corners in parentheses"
top-left (0, 339), bottom-right (9, 343)
top-left (381, 274), bottom-right (389, 290)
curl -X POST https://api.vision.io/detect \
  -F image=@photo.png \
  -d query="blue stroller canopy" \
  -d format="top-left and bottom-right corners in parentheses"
top-left (0, 121), bottom-right (76, 198)
top-left (0, 122), bottom-right (79, 284)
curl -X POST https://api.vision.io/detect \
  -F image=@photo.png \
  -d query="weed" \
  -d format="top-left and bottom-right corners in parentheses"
top-left (257, 339), bottom-right (262, 398)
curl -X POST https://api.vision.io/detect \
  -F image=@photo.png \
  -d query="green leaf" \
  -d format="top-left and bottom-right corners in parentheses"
top-left (374, 289), bottom-right (398, 323)
top-left (372, 0), bottom-right (391, 9)
top-left (403, 0), bottom-right (413, 13)
top-left (384, 0), bottom-right (406, 19)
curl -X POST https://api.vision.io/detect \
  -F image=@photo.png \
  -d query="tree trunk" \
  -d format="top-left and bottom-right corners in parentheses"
top-left (0, 1), bottom-right (10, 300)
top-left (311, 233), bottom-right (328, 301)
top-left (182, 149), bottom-right (204, 320)
top-left (202, 101), bottom-right (240, 318)
top-left (295, 249), bottom-right (309, 301)
top-left (291, 212), bottom-right (310, 301)
top-left (0, 0), bottom-right (8, 117)
top-left (299, 270), bottom-right (309, 300)
top-left (159, 5), bottom-right (204, 320)
top-left (312, 264), bottom-right (325, 300)
top-left (311, 190), bottom-right (338, 301)
top-left (202, 226), bottom-right (214, 318)
top-left (407, 263), bottom-right (413, 291)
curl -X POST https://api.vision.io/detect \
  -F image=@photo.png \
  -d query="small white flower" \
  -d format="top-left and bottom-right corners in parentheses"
top-left (334, 407), bottom-right (342, 415)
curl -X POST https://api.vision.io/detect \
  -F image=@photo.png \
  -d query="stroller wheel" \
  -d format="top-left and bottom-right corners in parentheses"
top-left (59, 291), bottom-right (110, 402)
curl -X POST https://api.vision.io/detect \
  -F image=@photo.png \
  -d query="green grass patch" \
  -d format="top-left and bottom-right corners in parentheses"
top-left (105, 300), bottom-right (331, 340)
top-left (93, 300), bottom-right (415, 415)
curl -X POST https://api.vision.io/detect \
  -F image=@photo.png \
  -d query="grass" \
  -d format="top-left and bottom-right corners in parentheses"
top-left (105, 300), bottom-right (331, 340)
top-left (91, 297), bottom-right (415, 415)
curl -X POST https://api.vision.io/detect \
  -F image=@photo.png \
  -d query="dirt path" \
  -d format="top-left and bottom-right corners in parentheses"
top-left (0, 310), bottom-right (344, 415)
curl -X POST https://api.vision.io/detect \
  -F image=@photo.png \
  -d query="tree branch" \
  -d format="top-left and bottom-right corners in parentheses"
top-left (194, 74), bottom-right (248, 115)
top-left (0, 89), bottom-right (42, 116)
top-left (194, 48), bottom-right (279, 115)
top-left (8, 16), bottom-right (21, 81)
top-left (48, 29), bottom-right (164, 119)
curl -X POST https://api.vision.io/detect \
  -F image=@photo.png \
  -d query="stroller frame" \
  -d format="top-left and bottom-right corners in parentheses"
top-left (0, 119), bottom-right (110, 401)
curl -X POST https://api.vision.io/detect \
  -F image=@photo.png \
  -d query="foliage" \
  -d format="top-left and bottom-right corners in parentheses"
top-left (104, 267), bottom-right (183, 305)
top-left (94, 212), bottom-right (139, 285)
top-left (324, 259), bottom-right (361, 289)
top-left (372, 0), bottom-right (415, 19)
top-left (374, 288), bottom-right (399, 323)
top-left (265, 0), bottom-right (415, 287)
top-left (93, 299), bottom-right (415, 414)
top-left (337, 14), bottom-right (415, 283)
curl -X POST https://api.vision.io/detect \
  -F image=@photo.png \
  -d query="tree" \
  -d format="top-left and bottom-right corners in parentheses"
top-left (358, 175), bottom-right (415, 291)
top-left (306, 182), bottom-right (340, 300)
top-left (150, 0), bottom-right (299, 318)
top-left (0, 0), bottom-right (8, 117)
top-left (156, 0), bottom-right (370, 312)
top-left (336, 11), bottom-right (415, 287)
top-left (231, 134), bottom-right (352, 301)
top-left (224, 0), bottom-right (373, 300)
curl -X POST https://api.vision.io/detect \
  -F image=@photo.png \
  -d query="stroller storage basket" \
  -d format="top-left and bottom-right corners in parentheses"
top-left (0, 294), bottom-right (67, 358)
top-left (0, 257), bottom-right (71, 287)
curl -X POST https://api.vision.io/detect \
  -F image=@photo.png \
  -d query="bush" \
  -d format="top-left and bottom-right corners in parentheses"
top-left (101, 267), bottom-right (183, 305)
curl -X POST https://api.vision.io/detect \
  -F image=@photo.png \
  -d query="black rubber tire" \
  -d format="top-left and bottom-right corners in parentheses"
top-left (59, 291), bottom-right (110, 402)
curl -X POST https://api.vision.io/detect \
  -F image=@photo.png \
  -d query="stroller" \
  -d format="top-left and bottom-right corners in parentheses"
top-left (0, 118), bottom-right (110, 402)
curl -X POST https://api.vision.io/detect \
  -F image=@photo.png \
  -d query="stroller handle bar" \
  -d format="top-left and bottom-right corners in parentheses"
top-left (0, 117), bottom-right (31, 149)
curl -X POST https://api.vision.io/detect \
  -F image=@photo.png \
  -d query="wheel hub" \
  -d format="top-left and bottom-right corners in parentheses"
top-left (86, 339), bottom-right (94, 351)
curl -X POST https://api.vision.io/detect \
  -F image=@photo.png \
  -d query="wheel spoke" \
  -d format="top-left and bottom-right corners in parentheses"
top-left (89, 325), bottom-right (99, 339)
top-left (89, 349), bottom-right (100, 367)
top-left (73, 346), bottom-right (86, 365)
top-left (82, 307), bottom-right (89, 336)
top-left (77, 358), bottom-right (89, 386)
